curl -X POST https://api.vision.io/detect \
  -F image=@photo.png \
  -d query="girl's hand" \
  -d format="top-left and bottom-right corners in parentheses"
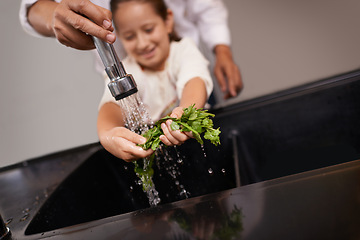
top-left (159, 107), bottom-right (193, 146)
top-left (99, 126), bottom-right (154, 162)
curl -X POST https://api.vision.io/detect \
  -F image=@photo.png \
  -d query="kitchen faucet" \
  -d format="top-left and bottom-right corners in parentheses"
top-left (92, 36), bottom-right (138, 100)
top-left (0, 213), bottom-right (10, 240)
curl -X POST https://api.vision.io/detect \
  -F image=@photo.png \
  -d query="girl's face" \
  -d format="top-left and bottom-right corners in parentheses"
top-left (114, 1), bottom-right (174, 71)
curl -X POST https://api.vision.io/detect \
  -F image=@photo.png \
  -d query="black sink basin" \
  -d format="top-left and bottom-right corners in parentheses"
top-left (25, 140), bottom-right (236, 235)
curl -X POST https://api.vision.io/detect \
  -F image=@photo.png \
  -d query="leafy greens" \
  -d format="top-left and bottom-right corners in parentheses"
top-left (134, 105), bottom-right (221, 194)
top-left (139, 104), bottom-right (221, 151)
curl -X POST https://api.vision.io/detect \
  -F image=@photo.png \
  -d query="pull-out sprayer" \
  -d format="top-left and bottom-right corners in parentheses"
top-left (0, 213), bottom-right (10, 240)
top-left (92, 36), bottom-right (138, 100)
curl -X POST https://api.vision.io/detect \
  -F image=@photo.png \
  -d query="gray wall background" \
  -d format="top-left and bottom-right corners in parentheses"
top-left (1, 0), bottom-right (360, 167)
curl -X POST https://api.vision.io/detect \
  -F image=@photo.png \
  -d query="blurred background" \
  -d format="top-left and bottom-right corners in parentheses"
top-left (1, 0), bottom-right (360, 167)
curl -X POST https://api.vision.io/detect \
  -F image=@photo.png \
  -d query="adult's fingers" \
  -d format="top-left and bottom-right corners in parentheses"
top-left (53, 18), bottom-right (95, 49)
top-left (66, 0), bottom-right (113, 30)
top-left (53, 0), bottom-right (115, 49)
top-left (65, 5), bottom-right (115, 43)
top-left (214, 64), bottom-right (227, 93)
top-left (225, 64), bottom-right (243, 98)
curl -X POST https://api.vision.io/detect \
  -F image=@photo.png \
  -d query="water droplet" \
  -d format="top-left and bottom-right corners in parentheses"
top-left (124, 166), bottom-right (128, 170)
top-left (22, 208), bottom-right (30, 213)
top-left (179, 189), bottom-right (187, 196)
top-left (208, 168), bottom-right (214, 175)
top-left (221, 168), bottom-right (226, 174)
top-left (43, 189), bottom-right (48, 198)
top-left (5, 218), bottom-right (13, 225)
top-left (20, 213), bottom-right (29, 222)
top-left (175, 180), bottom-right (179, 185)
top-left (200, 145), bottom-right (207, 158)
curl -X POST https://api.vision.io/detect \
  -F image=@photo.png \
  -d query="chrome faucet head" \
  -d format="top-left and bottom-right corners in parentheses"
top-left (0, 214), bottom-right (11, 240)
top-left (92, 36), bottom-right (138, 100)
top-left (108, 74), bottom-right (138, 100)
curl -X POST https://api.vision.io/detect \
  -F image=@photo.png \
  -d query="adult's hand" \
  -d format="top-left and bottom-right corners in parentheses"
top-left (28, 0), bottom-right (116, 50)
top-left (213, 45), bottom-right (243, 99)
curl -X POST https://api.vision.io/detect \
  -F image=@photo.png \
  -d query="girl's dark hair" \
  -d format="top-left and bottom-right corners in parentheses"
top-left (110, 0), bottom-right (181, 42)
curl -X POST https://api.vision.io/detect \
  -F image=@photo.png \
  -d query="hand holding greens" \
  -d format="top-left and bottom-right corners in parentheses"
top-left (139, 105), bottom-right (221, 150)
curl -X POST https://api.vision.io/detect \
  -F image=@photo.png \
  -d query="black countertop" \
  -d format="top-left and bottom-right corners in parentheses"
top-left (0, 142), bottom-right (359, 240)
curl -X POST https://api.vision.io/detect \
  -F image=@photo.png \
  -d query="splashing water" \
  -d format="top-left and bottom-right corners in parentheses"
top-left (118, 93), bottom-right (160, 206)
top-left (118, 93), bottom-right (152, 134)
top-left (155, 145), bottom-right (190, 199)
top-left (118, 93), bottom-right (190, 205)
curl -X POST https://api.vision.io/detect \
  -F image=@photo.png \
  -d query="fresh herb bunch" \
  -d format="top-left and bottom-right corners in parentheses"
top-left (133, 154), bottom-right (154, 192)
top-left (139, 104), bottom-right (221, 151)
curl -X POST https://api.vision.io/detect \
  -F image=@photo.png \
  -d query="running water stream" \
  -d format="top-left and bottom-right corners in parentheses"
top-left (118, 93), bottom-right (160, 206)
top-left (118, 93), bottom-right (189, 206)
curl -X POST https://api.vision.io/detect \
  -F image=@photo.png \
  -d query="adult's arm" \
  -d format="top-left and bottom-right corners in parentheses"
top-left (187, 0), bottom-right (243, 98)
top-left (19, 0), bottom-right (116, 50)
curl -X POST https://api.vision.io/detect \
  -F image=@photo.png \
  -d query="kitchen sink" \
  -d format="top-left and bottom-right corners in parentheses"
top-left (25, 140), bottom-right (236, 235)
top-left (1, 69), bottom-right (360, 239)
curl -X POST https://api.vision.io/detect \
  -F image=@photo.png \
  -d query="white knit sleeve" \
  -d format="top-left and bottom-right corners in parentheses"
top-left (171, 38), bottom-right (213, 100)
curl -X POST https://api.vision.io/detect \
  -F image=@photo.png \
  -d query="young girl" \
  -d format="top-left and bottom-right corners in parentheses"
top-left (97, 0), bottom-right (213, 162)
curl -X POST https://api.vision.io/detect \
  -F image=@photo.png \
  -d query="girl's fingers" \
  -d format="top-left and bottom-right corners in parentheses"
top-left (100, 127), bottom-right (153, 162)
top-left (166, 120), bottom-right (188, 142)
top-left (161, 122), bottom-right (180, 145)
top-left (159, 134), bottom-right (172, 146)
top-left (160, 121), bottom-right (190, 146)
top-left (120, 128), bottom-right (147, 145)
top-left (114, 137), bottom-right (153, 161)
top-left (184, 131), bottom-right (193, 138)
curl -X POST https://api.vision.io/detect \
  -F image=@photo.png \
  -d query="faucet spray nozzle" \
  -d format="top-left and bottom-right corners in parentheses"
top-left (92, 36), bottom-right (138, 100)
top-left (108, 75), bottom-right (138, 100)
top-left (0, 213), bottom-right (11, 240)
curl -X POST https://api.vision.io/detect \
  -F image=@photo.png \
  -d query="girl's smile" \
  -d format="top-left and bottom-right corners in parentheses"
top-left (140, 46), bottom-right (156, 59)
top-left (113, 1), bottom-right (174, 71)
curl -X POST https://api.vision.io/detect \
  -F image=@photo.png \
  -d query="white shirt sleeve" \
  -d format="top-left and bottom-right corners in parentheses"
top-left (19, 0), bottom-right (47, 38)
top-left (170, 38), bottom-right (213, 100)
top-left (184, 0), bottom-right (231, 50)
top-left (19, 0), bottom-right (110, 38)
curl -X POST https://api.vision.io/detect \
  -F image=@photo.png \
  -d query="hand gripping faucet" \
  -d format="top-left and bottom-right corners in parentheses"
top-left (92, 36), bottom-right (138, 100)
